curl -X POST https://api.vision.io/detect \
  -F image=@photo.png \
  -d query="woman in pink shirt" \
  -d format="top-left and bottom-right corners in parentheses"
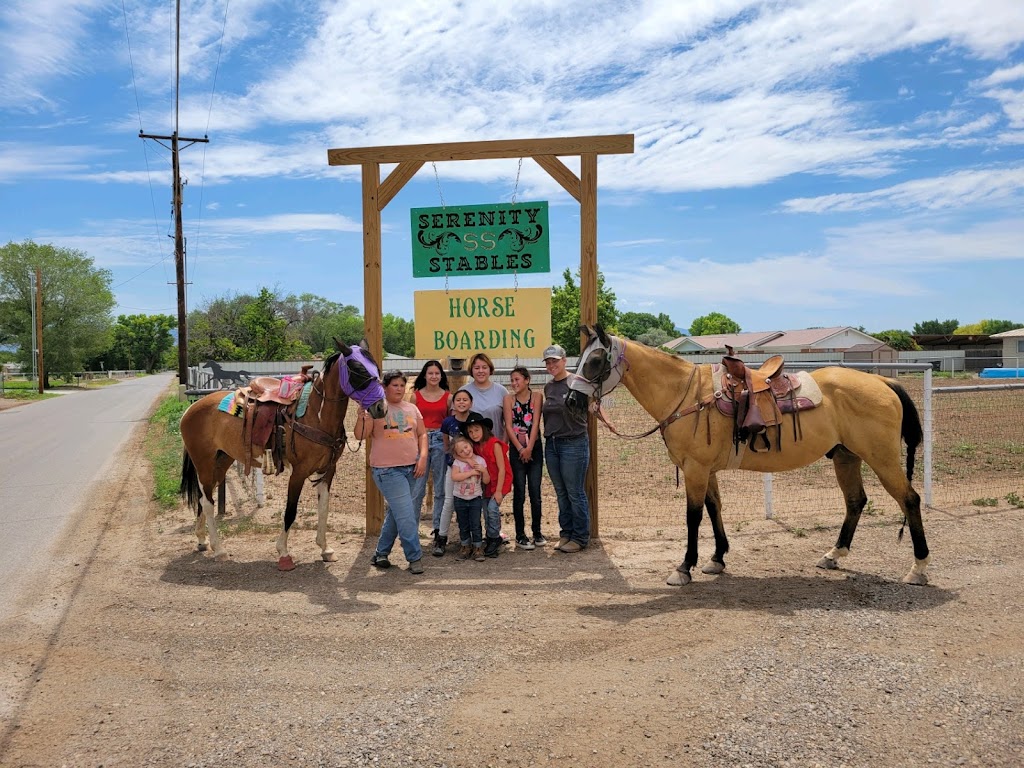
top-left (355, 369), bottom-right (428, 574)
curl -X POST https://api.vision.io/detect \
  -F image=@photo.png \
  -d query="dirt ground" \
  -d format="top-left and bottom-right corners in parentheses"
top-left (1, 413), bottom-right (1022, 768)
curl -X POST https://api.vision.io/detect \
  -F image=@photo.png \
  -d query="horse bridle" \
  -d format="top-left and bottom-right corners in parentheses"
top-left (580, 335), bottom-right (709, 442)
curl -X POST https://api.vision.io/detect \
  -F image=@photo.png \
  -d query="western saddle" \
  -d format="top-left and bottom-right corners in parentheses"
top-left (717, 346), bottom-right (807, 452)
top-left (235, 366), bottom-right (315, 474)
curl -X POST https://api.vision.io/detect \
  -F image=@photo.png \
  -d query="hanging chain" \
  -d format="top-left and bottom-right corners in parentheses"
top-left (511, 158), bottom-right (522, 291)
top-left (432, 162), bottom-right (450, 293)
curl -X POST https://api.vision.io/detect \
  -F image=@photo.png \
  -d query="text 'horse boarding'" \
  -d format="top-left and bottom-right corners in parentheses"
top-left (179, 340), bottom-right (385, 570)
top-left (571, 324), bottom-right (930, 587)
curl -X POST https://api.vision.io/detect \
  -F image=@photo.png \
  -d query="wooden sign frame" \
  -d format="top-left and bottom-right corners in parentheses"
top-left (327, 134), bottom-right (635, 534)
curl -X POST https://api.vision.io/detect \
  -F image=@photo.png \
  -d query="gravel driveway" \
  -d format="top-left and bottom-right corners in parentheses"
top-left (0, 416), bottom-right (1021, 768)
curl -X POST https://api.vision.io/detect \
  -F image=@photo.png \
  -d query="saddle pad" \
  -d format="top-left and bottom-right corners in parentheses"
top-left (217, 392), bottom-right (244, 418)
top-left (296, 381), bottom-right (313, 418)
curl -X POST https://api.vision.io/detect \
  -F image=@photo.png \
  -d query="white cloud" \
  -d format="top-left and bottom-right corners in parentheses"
top-left (201, 213), bottom-right (362, 234)
top-left (782, 167), bottom-right (1024, 213)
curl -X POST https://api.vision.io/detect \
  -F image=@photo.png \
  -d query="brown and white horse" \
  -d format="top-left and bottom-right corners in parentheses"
top-left (179, 339), bottom-right (385, 569)
top-left (571, 324), bottom-right (930, 586)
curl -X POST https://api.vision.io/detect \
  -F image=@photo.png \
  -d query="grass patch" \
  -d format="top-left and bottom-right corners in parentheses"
top-left (0, 379), bottom-right (60, 401)
top-left (972, 497), bottom-right (1000, 507)
top-left (1006, 492), bottom-right (1024, 509)
top-left (146, 395), bottom-right (190, 509)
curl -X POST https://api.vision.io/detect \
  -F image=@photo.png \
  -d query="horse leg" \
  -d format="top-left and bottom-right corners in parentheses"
top-left (701, 473), bottom-right (729, 575)
top-left (275, 471), bottom-right (306, 571)
top-left (867, 459), bottom-right (929, 585)
top-left (818, 446), bottom-right (868, 571)
top-left (667, 464), bottom-right (710, 586)
top-left (312, 472), bottom-right (338, 562)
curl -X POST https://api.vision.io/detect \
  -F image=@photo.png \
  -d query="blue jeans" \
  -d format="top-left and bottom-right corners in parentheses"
top-left (510, 443), bottom-right (543, 539)
top-left (412, 431), bottom-right (447, 530)
top-left (484, 497), bottom-right (502, 539)
top-left (545, 435), bottom-right (590, 547)
top-left (372, 465), bottom-right (423, 563)
top-left (453, 496), bottom-right (483, 546)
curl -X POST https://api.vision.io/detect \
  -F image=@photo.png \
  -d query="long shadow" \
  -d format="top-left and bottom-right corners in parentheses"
top-left (577, 569), bottom-right (956, 623)
top-left (159, 537), bottom-right (955, 622)
top-left (160, 550), bottom-right (380, 616)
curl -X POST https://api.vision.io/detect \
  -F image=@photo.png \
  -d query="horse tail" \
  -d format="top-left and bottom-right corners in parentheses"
top-left (180, 450), bottom-right (201, 511)
top-left (887, 381), bottom-right (923, 481)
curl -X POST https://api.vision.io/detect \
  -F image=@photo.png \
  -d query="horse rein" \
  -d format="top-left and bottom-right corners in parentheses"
top-left (587, 340), bottom-right (711, 444)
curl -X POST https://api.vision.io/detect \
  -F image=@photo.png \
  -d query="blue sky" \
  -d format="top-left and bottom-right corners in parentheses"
top-left (1, 0), bottom-right (1023, 335)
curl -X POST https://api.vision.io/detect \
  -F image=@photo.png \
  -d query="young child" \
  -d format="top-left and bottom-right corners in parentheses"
top-left (449, 435), bottom-right (489, 561)
top-left (436, 389), bottom-right (474, 556)
top-left (462, 412), bottom-right (512, 558)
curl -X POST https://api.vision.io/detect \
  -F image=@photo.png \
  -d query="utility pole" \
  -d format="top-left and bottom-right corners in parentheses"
top-left (139, 0), bottom-right (208, 386)
top-left (35, 267), bottom-right (44, 394)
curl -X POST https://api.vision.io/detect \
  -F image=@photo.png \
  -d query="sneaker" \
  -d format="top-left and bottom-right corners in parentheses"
top-left (432, 534), bottom-right (447, 557)
top-left (559, 540), bottom-right (583, 553)
top-left (371, 553), bottom-right (391, 569)
top-left (516, 536), bottom-right (535, 551)
top-left (408, 559), bottom-right (424, 574)
top-left (484, 537), bottom-right (501, 558)
top-left (533, 534), bottom-right (548, 547)
top-left (473, 545), bottom-right (485, 561)
top-left (456, 545), bottom-right (472, 561)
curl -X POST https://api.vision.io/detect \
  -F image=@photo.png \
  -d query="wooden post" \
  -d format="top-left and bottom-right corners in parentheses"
top-left (579, 154), bottom-right (599, 536)
top-left (362, 162), bottom-right (385, 534)
top-left (35, 267), bottom-right (43, 394)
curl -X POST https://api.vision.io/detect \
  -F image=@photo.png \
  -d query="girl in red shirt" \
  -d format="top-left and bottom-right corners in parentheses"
top-left (461, 412), bottom-right (512, 559)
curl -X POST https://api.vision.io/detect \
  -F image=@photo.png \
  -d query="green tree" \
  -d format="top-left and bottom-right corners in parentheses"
top-left (0, 240), bottom-right (115, 386)
top-left (636, 327), bottom-right (672, 348)
top-left (550, 268), bottom-right (618, 353)
top-left (382, 313), bottom-right (416, 357)
top-left (873, 329), bottom-right (919, 350)
top-left (237, 287), bottom-right (311, 360)
top-left (687, 312), bottom-right (740, 336)
top-left (618, 311), bottom-right (678, 340)
top-left (282, 293), bottom-right (364, 354)
top-left (111, 314), bottom-right (176, 373)
top-left (913, 319), bottom-right (959, 335)
top-left (979, 319), bottom-right (1023, 335)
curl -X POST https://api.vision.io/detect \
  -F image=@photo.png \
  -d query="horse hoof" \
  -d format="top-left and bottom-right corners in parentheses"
top-left (196, 542), bottom-right (209, 552)
top-left (321, 551), bottom-right (337, 563)
top-left (701, 561), bottom-right (725, 575)
top-left (214, 552), bottom-right (229, 562)
top-left (902, 572), bottom-right (928, 586)
top-left (278, 555), bottom-right (296, 571)
top-left (667, 570), bottom-right (691, 586)
top-left (816, 556), bottom-right (839, 570)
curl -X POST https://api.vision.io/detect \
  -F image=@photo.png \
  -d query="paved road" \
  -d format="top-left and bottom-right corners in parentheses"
top-left (0, 374), bottom-right (175, 620)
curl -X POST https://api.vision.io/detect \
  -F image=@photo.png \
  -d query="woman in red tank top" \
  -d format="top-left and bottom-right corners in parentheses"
top-left (409, 361), bottom-right (452, 548)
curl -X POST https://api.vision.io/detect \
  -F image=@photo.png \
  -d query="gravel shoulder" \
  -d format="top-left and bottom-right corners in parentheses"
top-left (1, 417), bottom-right (1021, 768)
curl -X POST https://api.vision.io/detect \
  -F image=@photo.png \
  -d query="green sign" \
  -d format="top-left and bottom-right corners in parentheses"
top-left (410, 201), bottom-right (550, 278)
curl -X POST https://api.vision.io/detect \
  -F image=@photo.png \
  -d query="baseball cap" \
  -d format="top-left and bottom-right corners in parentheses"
top-left (542, 344), bottom-right (566, 361)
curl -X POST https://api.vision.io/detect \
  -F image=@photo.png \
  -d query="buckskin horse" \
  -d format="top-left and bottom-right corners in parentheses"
top-left (179, 339), bottom-right (385, 569)
top-left (571, 324), bottom-right (930, 587)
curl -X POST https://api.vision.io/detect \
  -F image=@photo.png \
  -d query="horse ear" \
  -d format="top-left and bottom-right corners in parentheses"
top-left (595, 324), bottom-right (611, 347)
top-left (359, 340), bottom-right (378, 367)
top-left (334, 337), bottom-right (352, 356)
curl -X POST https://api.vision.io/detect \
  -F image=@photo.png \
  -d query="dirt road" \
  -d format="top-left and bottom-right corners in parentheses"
top-left (1, 415), bottom-right (1021, 767)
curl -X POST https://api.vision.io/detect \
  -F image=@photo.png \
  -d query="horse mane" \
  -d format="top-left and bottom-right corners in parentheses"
top-left (322, 351), bottom-right (342, 376)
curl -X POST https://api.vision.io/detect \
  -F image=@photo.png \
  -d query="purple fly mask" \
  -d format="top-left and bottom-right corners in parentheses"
top-left (338, 345), bottom-right (385, 410)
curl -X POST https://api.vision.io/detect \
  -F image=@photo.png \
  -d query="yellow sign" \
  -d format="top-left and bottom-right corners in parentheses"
top-left (414, 288), bottom-right (552, 358)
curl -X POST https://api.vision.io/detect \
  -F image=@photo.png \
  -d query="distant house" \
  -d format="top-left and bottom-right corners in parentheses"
top-left (843, 341), bottom-right (898, 365)
top-left (991, 328), bottom-right (1024, 369)
top-left (665, 326), bottom-right (882, 354)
